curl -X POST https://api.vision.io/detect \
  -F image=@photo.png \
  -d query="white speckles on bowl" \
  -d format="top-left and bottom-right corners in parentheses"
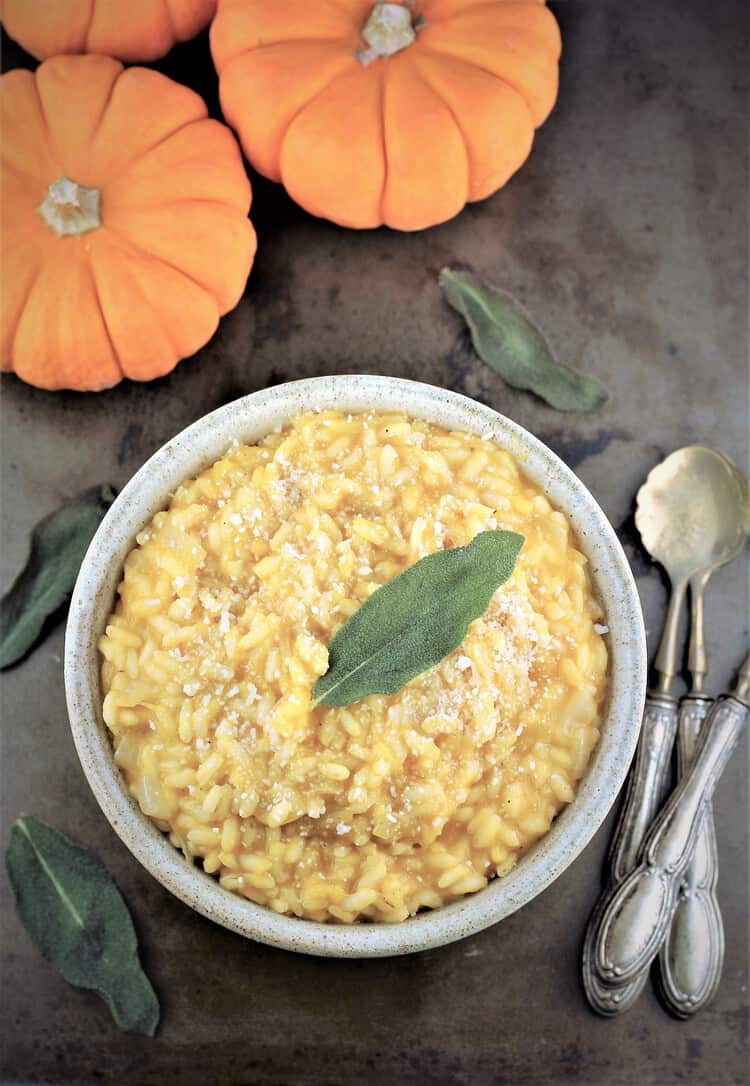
top-left (65, 376), bottom-right (646, 957)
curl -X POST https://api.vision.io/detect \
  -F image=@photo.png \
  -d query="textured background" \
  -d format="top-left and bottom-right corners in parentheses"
top-left (1, 2), bottom-right (748, 1083)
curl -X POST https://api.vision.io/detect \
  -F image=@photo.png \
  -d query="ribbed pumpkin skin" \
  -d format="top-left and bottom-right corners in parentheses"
top-left (211, 0), bottom-right (561, 231)
top-left (0, 0), bottom-right (217, 62)
top-left (1, 55), bottom-right (256, 391)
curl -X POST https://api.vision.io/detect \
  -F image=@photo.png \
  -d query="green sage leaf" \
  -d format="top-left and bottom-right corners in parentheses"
top-left (0, 483), bottom-right (115, 668)
top-left (313, 530), bottom-right (524, 707)
top-left (5, 815), bottom-right (159, 1037)
top-left (440, 267), bottom-right (609, 412)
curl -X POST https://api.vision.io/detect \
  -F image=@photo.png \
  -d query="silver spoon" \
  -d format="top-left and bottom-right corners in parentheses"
top-left (658, 458), bottom-right (748, 1017)
top-left (582, 446), bottom-right (749, 1015)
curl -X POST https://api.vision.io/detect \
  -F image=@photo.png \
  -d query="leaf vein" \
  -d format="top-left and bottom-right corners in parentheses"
top-left (17, 819), bottom-right (86, 929)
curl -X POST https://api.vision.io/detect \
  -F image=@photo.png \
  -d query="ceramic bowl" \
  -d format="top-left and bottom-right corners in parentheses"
top-left (65, 375), bottom-right (646, 957)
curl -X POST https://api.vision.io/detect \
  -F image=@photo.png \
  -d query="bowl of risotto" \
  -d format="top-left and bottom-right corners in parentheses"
top-left (65, 375), bottom-right (646, 957)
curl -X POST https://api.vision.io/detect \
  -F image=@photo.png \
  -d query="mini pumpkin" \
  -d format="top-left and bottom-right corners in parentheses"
top-left (211, 0), bottom-right (561, 231)
top-left (0, 0), bottom-right (217, 62)
top-left (1, 55), bottom-right (256, 391)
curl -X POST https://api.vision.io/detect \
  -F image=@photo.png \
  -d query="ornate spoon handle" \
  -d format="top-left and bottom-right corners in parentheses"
top-left (607, 692), bottom-right (679, 882)
top-left (658, 695), bottom-right (724, 1016)
top-left (582, 899), bottom-right (649, 1015)
top-left (593, 688), bottom-right (748, 986)
top-left (582, 692), bottom-right (677, 1013)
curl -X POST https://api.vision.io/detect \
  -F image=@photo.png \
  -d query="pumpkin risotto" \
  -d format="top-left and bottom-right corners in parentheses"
top-left (100, 412), bottom-right (608, 923)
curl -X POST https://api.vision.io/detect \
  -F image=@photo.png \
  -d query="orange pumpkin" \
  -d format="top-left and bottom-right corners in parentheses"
top-left (0, 0), bottom-right (217, 62)
top-left (0, 55), bottom-right (256, 392)
top-left (211, 0), bottom-right (561, 231)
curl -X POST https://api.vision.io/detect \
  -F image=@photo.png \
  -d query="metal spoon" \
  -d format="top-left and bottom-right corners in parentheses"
top-left (658, 457), bottom-right (748, 1017)
top-left (582, 446), bottom-right (749, 1015)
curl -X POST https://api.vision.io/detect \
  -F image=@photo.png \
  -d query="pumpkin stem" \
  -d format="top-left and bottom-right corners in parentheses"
top-left (357, 2), bottom-right (422, 65)
top-left (38, 177), bottom-right (102, 238)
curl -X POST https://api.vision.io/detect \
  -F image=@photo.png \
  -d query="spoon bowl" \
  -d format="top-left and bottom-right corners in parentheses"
top-left (636, 445), bottom-right (748, 585)
top-left (636, 446), bottom-right (749, 690)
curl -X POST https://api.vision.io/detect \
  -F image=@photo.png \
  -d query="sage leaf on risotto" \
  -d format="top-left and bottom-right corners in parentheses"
top-left (5, 815), bottom-right (159, 1037)
top-left (313, 530), bottom-right (524, 707)
top-left (0, 483), bottom-right (115, 668)
top-left (440, 267), bottom-right (609, 412)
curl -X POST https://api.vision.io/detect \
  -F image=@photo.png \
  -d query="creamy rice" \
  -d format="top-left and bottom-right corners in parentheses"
top-left (100, 411), bottom-right (607, 923)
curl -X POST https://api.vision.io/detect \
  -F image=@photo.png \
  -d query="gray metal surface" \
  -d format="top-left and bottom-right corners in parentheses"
top-left (1, 1), bottom-right (747, 1082)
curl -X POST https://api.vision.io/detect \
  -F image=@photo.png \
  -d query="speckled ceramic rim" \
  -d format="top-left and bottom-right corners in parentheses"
top-left (65, 375), bottom-right (646, 958)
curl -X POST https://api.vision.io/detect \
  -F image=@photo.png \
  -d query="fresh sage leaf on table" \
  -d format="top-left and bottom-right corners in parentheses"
top-left (0, 483), bottom-right (115, 668)
top-left (440, 267), bottom-right (609, 412)
top-left (313, 530), bottom-right (524, 707)
top-left (5, 814), bottom-right (159, 1036)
